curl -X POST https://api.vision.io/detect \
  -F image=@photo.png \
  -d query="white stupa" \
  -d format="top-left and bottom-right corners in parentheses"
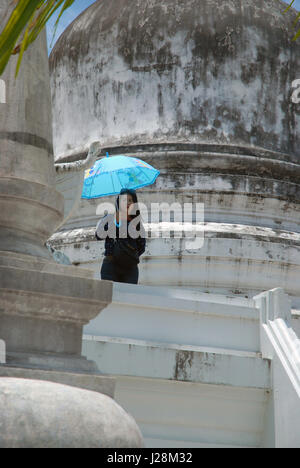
top-left (4, 0), bottom-right (298, 448)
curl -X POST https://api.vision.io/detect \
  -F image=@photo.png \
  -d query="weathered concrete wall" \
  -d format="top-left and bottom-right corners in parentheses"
top-left (49, 189), bottom-right (300, 310)
top-left (50, 0), bottom-right (300, 161)
top-left (0, 11), bottom-right (54, 185)
top-left (46, 1), bottom-right (300, 447)
top-left (0, 1), bottom-right (64, 258)
top-left (0, 0), bottom-right (114, 374)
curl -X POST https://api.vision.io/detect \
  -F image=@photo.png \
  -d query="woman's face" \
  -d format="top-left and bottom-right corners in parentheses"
top-left (119, 193), bottom-right (134, 214)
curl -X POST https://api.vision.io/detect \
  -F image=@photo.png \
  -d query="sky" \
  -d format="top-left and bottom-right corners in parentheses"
top-left (292, 0), bottom-right (300, 8)
top-left (46, 0), bottom-right (300, 53)
top-left (293, 0), bottom-right (300, 9)
top-left (46, 0), bottom-right (96, 54)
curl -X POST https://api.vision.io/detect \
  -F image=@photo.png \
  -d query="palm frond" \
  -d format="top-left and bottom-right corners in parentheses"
top-left (282, 1), bottom-right (296, 14)
top-left (0, 0), bottom-right (75, 77)
top-left (281, 0), bottom-right (300, 41)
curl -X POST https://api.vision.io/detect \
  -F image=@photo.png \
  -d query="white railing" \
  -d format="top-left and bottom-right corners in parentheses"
top-left (254, 288), bottom-right (300, 448)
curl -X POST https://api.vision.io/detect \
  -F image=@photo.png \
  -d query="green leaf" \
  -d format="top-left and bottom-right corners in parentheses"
top-left (26, 1), bottom-right (63, 46)
top-left (0, 0), bottom-right (75, 77)
top-left (0, 0), bottom-right (41, 52)
top-left (292, 11), bottom-right (300, 27)
top-left (15, 20), bottom-right (30, 78)
top-left (0, 48), bottom-right (12, 76)
top-left (51, 0), bottom-right (75, 48)
top-left (0, 0), bottom-right (41, 75)
top-left (282, 1), bottom-right (296, 14)
top-left (292, 28), bottom-right (300, 41)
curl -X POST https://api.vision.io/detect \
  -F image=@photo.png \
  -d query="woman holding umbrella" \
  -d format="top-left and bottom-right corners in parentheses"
top-left (85, 150), bottom-right (158, 283)
top-left (95, 188), bottom-right (146, 284)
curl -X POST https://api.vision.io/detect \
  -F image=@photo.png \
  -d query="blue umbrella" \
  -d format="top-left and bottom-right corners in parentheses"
top-left (81, 153), bottom-right (160, 199)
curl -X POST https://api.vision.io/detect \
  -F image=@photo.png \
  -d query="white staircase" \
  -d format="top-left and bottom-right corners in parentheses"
top-left (82, 284), bottom-right (300, 448)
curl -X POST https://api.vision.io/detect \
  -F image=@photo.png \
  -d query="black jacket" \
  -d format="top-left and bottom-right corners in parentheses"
top-left (95, 213), bottom-right (146, 259)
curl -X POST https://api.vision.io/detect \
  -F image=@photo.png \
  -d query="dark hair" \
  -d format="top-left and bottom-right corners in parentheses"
top-left (115, 188), bottom-right (142, 229)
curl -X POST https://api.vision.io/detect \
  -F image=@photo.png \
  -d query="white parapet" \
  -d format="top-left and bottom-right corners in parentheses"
top-left (83, 282), bottom-right (261, 353)
top-left (82, 284), bottom-right (271, 447)
top-left (82, 284), bottom-right (300, 447)
top-left (82, 282), bottom-right (270, 448)
top-left (254, 288), bottom-right (300, 448)
top-left (82, 334), bottom-right (270, 389)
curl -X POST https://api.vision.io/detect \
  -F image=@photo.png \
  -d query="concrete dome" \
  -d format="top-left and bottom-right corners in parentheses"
top-left (0, 378), bottom-right (143, 448)
top-left (50, 0), bottom-right (299, 162)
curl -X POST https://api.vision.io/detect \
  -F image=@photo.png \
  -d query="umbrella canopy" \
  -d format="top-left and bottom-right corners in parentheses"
top-left (81, 154), bottom-right (160, 199)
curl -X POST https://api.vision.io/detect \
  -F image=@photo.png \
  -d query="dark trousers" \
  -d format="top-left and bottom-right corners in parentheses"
top-left (100, 257), bottom-right (139, 284)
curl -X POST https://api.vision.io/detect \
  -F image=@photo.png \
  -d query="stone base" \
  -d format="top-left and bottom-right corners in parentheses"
top-left (4, 349), bottom-right (100, 374)
top-left (0, 251), bottom-right (113, 361)
top-left (0, 377), bottom-right (143, 448)
top-left (0, 364), bottom-right (115, 398)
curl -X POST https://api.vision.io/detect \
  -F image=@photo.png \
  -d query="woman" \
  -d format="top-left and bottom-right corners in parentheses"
top-left (95, 188), bottom-right (146, 284)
